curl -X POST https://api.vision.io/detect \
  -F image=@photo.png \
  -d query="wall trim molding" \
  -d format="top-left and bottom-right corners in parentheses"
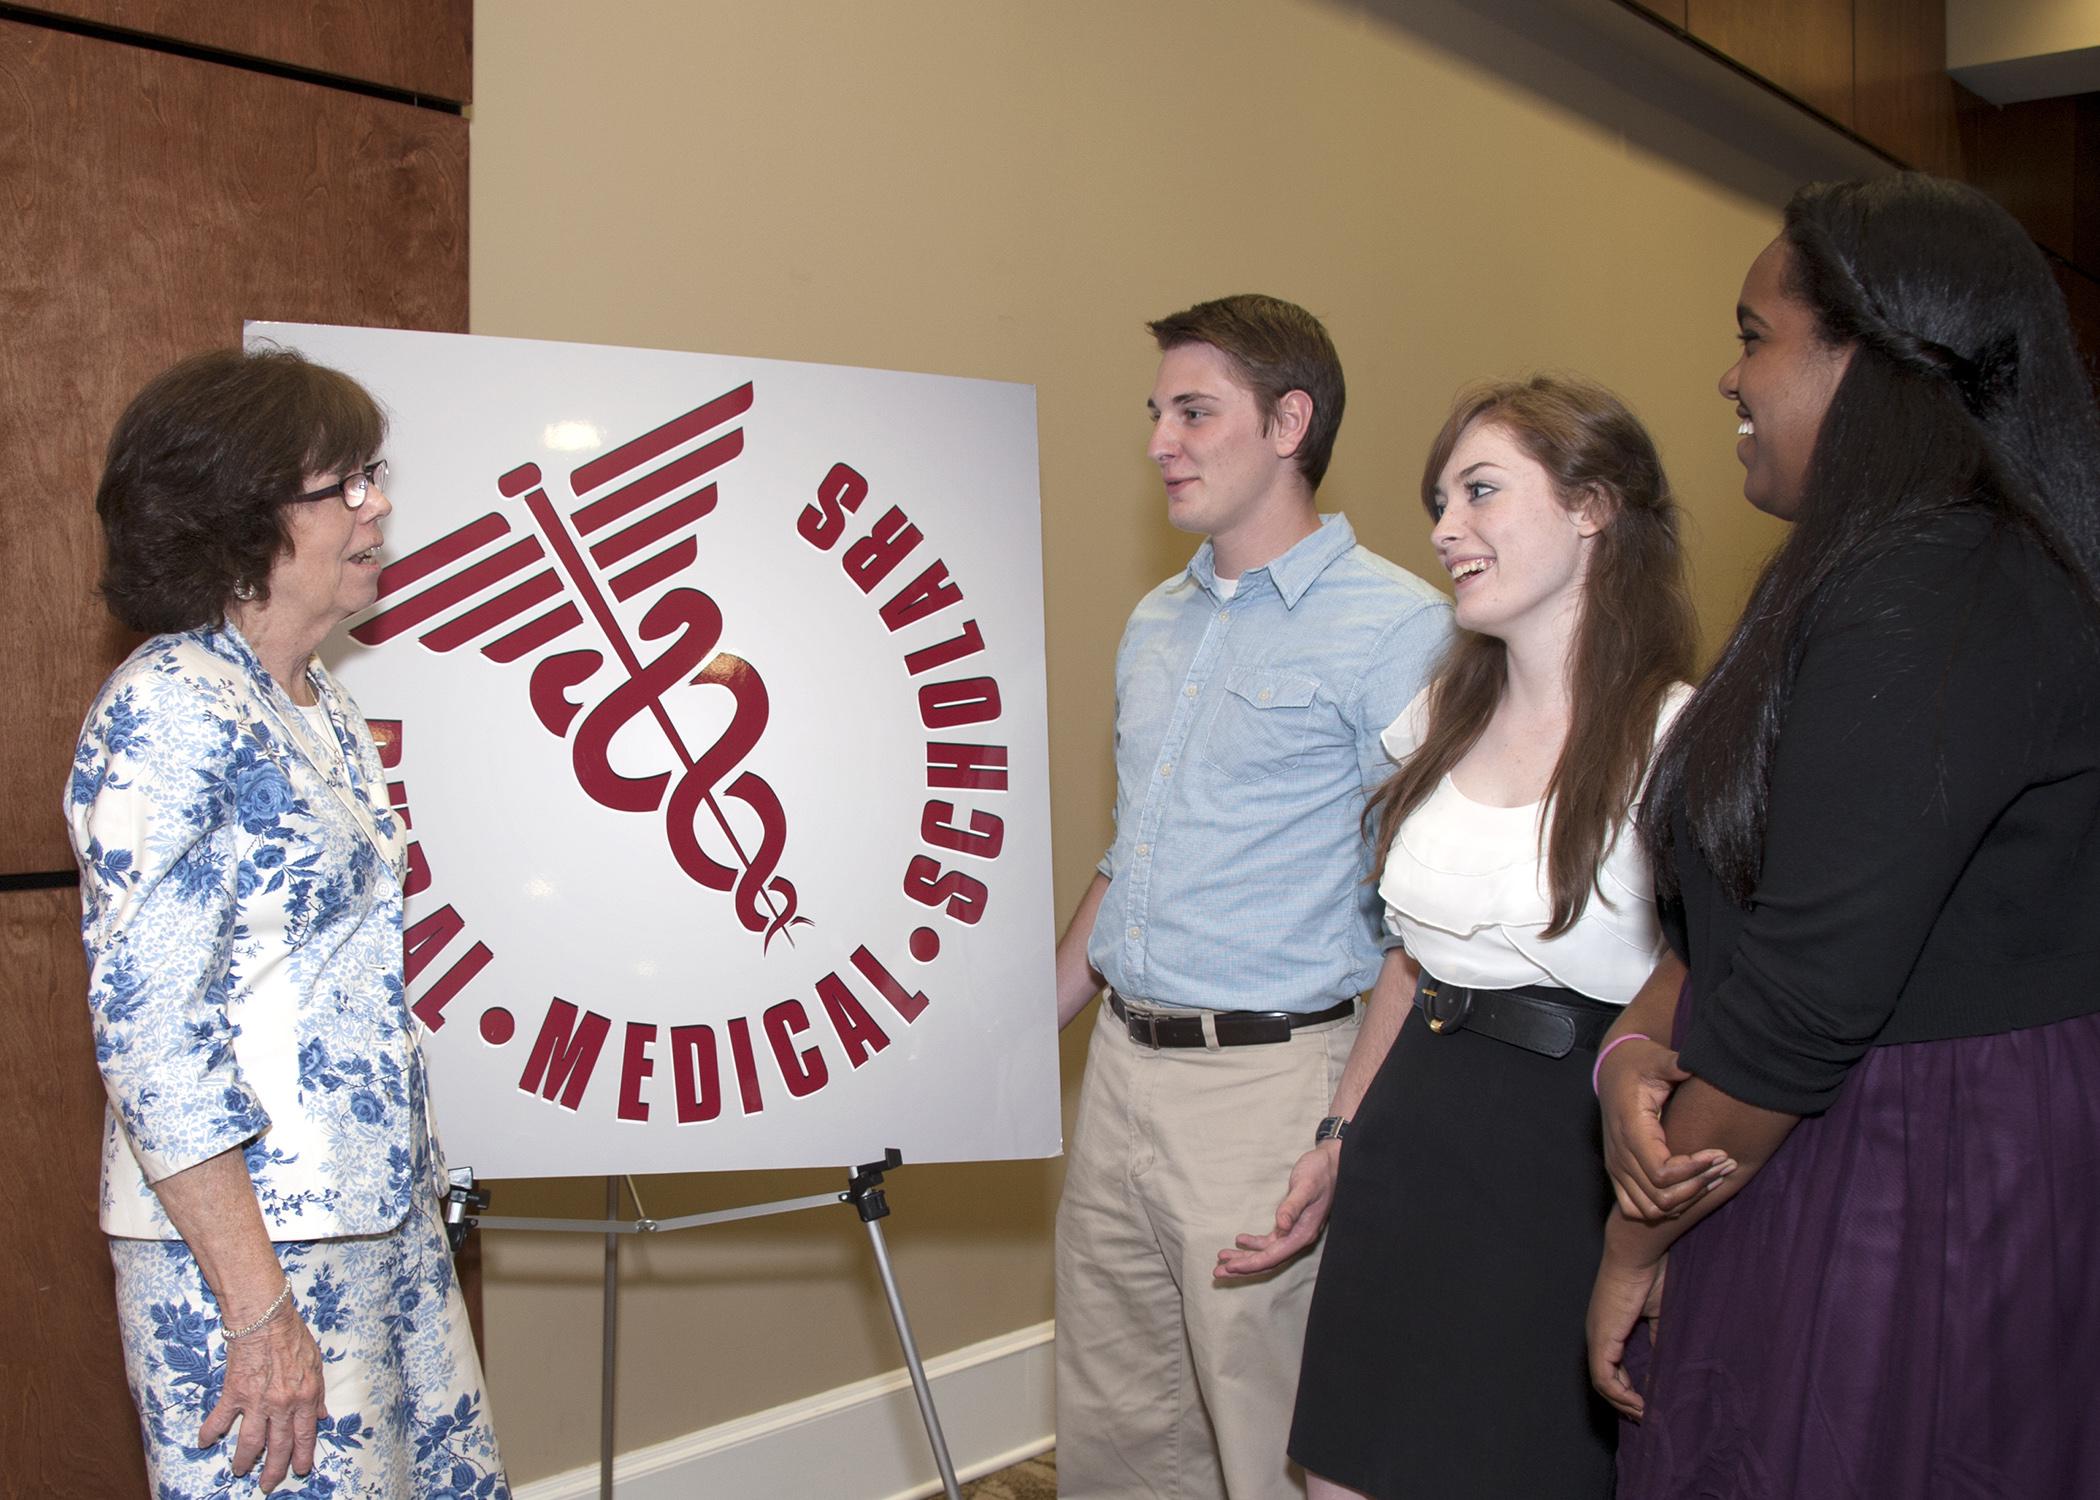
top-left (514, 1320), bottom-right (1054, 1500)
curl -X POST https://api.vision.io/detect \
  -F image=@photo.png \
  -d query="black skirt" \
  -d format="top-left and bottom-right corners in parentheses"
top-left (1290, 987), bottom-right (1620, 1499)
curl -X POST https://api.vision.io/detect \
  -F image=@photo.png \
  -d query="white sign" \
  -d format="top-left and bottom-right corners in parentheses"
top-left (249, 323), bottom-right (1061, 1178)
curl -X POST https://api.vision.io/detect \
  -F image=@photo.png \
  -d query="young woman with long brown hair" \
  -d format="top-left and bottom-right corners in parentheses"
top-left (1220, 374), bottom-right (1706, 1498)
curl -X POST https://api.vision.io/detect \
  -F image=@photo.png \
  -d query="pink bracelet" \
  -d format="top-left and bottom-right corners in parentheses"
top-left (1591, 1032), bottom-right (1654, 1097)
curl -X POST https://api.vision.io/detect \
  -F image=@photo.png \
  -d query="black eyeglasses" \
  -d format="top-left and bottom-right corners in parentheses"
top-left (295, 459), bottom-right (389, 510)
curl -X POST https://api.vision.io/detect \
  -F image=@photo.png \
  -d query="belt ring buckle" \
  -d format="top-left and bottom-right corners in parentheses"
top-left (1133, 1010), bottom-right (1161, 1048)
top-left (1422, 982), bottom-right (1472, 1035)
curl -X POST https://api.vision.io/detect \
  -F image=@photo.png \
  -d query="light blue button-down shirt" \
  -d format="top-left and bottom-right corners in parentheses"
top-left (1088, 514), bottom-right (1452, 1012)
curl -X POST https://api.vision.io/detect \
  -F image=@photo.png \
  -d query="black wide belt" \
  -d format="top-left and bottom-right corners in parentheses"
top-left (1107, 990), bottom-right (1356, 1049)
top-left (1415, 975), bottom-right (1616, 1059)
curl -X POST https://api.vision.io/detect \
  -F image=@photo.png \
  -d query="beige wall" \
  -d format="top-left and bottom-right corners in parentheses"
top-left (1947, 0), bottom-right (2100, 70)
top-left (469, 0), bottom-right (1862, 1482)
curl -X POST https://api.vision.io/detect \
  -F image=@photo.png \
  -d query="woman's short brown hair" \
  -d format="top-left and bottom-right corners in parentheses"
top-left (96, 346), bottom-right (385, 633)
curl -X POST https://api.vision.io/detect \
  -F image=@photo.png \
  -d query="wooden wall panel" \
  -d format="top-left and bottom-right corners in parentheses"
top-left (1958, 91), bottom-right (2080, 262)
top-left (2076, 94), bottom-right (2099, 277)
top-left (0, 886), bottom-right (145, 1497)
top-left (15, 0), bottom-right (471, 101)
top-left (2055, 262), bottom-right (2100, 395)
top-left (1687, 0), bottom-right (1855, 127)
top-left (1854, 0), bottom-right (1962, 178)
top-left (2, 6), bottom-right (474, 1484)
top-left (0, 17), bottom-right (467, 875)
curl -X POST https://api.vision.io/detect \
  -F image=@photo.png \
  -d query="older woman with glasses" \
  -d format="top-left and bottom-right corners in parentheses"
top-left (68, 347), bottom-right (508, 1496)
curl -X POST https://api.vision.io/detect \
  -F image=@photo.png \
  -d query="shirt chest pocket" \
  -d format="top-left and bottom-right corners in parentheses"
top-left (1200, 668), bottom-right (1322, 784)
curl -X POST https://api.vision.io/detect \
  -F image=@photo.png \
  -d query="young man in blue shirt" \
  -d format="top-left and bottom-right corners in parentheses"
top-left (1053, 294), bottom-right (1451, 1498)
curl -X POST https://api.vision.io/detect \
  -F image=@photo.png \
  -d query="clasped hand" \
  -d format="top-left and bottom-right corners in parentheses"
top-left (1597, 1035), bottom-right (1733, 1220)
top-left (1587, 1035), bottom-right (1729, 1421)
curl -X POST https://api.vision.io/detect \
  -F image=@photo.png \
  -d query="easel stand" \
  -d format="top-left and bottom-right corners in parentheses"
top-left (447, 1150), bottom-right (963, 1500)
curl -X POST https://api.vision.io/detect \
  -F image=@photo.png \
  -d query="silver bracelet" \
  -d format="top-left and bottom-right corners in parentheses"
top-left (224, 1279), bottom-right (293, 1341)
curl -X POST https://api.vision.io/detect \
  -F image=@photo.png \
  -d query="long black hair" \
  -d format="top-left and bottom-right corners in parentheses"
top-left (1642, 174), bottom-right (2100, 902)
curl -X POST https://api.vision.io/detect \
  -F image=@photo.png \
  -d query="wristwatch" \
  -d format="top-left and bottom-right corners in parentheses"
top-left (1314, 1115), bottom-right (1348, 1145)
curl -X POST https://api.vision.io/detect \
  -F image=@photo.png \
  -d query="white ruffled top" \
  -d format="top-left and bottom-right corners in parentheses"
top-left (1376, 683), bottom-right (1692, 1006)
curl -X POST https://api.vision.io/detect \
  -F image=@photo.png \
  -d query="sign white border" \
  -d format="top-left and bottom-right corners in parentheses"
top-left (252, 322), bottom-right (1061, 1177)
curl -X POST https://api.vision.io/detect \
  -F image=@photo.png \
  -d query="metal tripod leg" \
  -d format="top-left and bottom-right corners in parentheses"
top-left (454, 1157), bottom-right (950, 1499)
top-left (601, 1175), bottom-right (620, 1500)
top-left (846, 1154), bottom-right (961, 1499)
top-left (864, 1213), bottom-right (962, 1499)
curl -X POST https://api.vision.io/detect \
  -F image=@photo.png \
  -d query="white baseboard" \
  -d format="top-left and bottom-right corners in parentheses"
top-left (514, 1320), bottom-right (1055, 1500)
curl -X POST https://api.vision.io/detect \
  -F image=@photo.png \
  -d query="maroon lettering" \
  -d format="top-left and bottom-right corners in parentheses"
top-left (878, 561), bottom-right (963, 631)
top-left (815, 972), bottom-right (892, 1066)
top-left (403, 903), bottom-right (466, 984)
top-left (902, 854), bottom-right (989, 925)
top-left (670, 1024), bottom-right (723, 1123)
top-left (918, 676), bottom-right (1001, 729)
top-left (842, 506), bottom-right (921, 592)
top-left (726, 1016), bottom-right (765, 1115)
top-left (921, 801), bottom-right (1004, 858)
top-left (402, 904), bottom-right (495, 1030)
top-left (410, 940), bottom-right (492, 1032)
top-left (519, 999), bottom-right (611, 1110)
top-left (763, 1000), bottom-right (828, 1098)
top-left (403, 842), bottom-right (432, 898)
top-left (617, 1021), bottom-right (656, 1122)
top-left (903, 619), bottom-right (985, 677)
top-left (927, 742), bottom-right (1009, 791)
top-left (851, 945), bottom-right (930, 1022)
top-left (798, 462), bottom-right (868, 551)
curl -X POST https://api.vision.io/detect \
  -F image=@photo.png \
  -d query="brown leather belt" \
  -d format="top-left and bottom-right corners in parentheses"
top-left (1107, 990), bottom-right (1356, 1049)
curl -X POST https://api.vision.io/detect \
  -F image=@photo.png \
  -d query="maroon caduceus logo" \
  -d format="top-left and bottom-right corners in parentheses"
top-left (351, 382), bottom-right (812, 950)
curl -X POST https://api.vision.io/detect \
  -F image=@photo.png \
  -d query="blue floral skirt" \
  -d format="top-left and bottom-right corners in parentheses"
top-left (110, 1185), bottom-right (509, 1498)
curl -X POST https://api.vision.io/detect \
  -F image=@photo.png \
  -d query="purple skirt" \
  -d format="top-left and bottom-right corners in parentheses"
top-left (1617, 1000), bottom-right (2100, 1499)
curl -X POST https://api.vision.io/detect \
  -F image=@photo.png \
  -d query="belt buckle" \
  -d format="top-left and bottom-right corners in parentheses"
top-left (1130, 1009), bottom-right (1163, 1049)
top-left (1421, 981), bottom-right (1472, 1035)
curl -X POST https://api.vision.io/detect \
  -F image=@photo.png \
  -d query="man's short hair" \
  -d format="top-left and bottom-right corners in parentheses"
top-left (1147, 294), bottom-right (1346, 490)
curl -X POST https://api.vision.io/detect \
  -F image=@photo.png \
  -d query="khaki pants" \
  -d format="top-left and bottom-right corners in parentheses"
top-left (1055, 999), bottom-right (1358, 1500)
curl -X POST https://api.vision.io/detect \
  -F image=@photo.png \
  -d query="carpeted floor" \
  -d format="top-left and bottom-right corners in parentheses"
top-left (959, 1449), bottom-right (1055, 1498)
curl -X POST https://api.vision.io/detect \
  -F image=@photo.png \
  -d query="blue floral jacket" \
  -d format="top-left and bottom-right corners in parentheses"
top-left (67, 624), bottom-right (422, 1240)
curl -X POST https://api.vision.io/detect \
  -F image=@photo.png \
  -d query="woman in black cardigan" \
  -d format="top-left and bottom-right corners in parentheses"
top-left (1590, 174), bottom-right (2100, 1499)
